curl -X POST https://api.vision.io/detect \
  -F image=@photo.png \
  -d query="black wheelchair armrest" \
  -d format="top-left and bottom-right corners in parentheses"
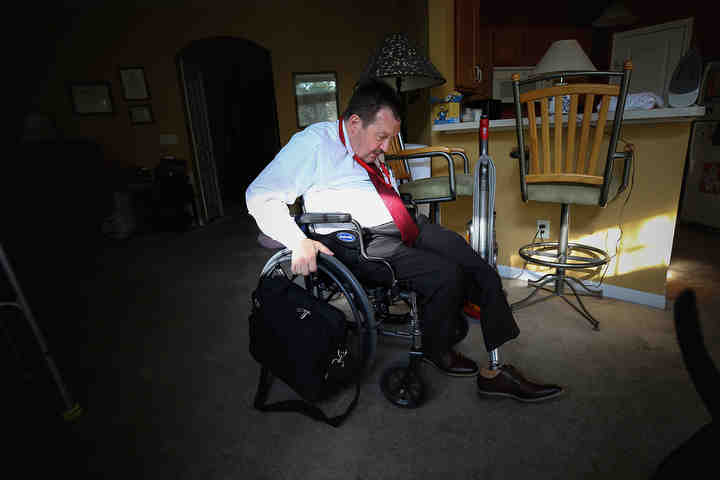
top-left (296, 211), bottom-right (399, 287)
top-left (296, 213), bottom-right (352, 225)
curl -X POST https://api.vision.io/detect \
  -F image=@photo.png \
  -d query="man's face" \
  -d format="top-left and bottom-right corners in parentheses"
top-left (348, 107), bottom-right (401, 164)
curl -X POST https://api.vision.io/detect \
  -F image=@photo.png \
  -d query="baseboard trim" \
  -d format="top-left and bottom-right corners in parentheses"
top-left (497, 264), bottom-right (667, 310)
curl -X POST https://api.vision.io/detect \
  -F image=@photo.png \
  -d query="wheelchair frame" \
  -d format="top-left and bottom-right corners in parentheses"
top-left (258, 149), bottom-right (498, 408)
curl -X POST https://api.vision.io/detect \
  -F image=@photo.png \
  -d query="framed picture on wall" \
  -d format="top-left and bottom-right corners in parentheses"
top-left (69, 82), bottom-right (114, 115)
top-left (293, 72), bottom-right (339, 128)
top-left (129, 104), bottom-right (154, 124)
top-left (119, 66), bottom-right (150, 100)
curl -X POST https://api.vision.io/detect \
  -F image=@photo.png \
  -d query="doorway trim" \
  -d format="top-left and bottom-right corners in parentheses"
top-left (176, 36), bottom-right (280, 225)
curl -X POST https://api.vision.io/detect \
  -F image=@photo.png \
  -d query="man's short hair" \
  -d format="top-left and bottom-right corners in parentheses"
top-left (342, 78), bottom-right (402, 126)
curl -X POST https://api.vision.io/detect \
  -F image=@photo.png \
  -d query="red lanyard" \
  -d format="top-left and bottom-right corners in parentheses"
top-left (338, 118), bottom-right (393, 187)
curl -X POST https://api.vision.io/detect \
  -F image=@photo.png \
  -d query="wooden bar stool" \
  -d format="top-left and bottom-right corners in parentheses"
top-left (509, 61), bottom-right (634, 329)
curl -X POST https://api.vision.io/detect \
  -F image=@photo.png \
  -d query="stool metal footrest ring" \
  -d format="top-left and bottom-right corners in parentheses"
top-left (512, 240), bottom-right (610, 330)
top-left (518, 241), bottom-right (610, 269)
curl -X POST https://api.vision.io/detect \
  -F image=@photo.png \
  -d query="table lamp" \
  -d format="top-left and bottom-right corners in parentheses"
top-left (533, 39), bottom-right (596, 113)
top-left (533, 39), bottom-right (596, 85)
top-left (362, 32), bottom-right (445, 138)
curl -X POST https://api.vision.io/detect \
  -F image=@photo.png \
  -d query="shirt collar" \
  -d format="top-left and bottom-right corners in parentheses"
top-left (340, 118), bottom-right (356, 158)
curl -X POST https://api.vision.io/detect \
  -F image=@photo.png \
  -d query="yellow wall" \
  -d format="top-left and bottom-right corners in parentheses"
top-left (37, 1), bottom-right (427, 169)
top-left (427, 0), bottom-right (692, 299)
top-left (35, 0), bottom-right (692, 299)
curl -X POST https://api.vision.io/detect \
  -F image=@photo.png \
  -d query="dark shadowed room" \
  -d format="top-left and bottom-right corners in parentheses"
top-left (5, 1), bottom-right (719, 478)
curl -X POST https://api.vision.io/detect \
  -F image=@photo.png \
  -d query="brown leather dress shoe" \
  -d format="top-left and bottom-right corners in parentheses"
top-left (422, 350), bottom-right (479, 377)
top-left (476, 365), bottom-right (563, 402)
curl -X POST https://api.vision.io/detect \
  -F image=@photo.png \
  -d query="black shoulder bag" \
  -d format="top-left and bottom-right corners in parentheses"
top-left (249, 274), bottom-right (360, 427)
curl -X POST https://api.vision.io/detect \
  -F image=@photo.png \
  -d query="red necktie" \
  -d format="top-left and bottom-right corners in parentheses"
top-left (338, 118), bottom-right (419, 246)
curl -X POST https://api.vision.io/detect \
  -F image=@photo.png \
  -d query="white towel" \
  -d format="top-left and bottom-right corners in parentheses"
top-left (548, 92), bottom-right (664, 114)
top-left (604, 92), bottom-right (664, 111)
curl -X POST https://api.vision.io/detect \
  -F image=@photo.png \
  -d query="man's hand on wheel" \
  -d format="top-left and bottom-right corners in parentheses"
top-left (291, 239), bottom-right (334, 276)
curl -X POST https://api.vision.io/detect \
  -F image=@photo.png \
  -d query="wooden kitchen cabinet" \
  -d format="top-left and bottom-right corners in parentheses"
top-left (491, 25), bottom-right (593, 67)
top-left (454, 0), bottom-right (491, 96)
top-left (454, 0), bottom-right (593, 95)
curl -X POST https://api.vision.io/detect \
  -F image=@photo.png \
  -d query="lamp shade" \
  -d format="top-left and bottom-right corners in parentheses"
top-left (533, 40), bottom-right (596, 76)
top-left (362, 33), bottom-right (445, 92)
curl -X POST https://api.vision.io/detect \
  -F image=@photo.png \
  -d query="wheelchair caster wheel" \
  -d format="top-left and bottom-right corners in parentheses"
top-left (380, 362), bottom-right (425, 409)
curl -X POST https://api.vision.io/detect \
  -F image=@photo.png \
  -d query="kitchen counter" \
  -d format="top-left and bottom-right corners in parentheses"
top-left (428, 105), bottom-right (704, 309)
top-left (432, 106), bottom-right (706, 133)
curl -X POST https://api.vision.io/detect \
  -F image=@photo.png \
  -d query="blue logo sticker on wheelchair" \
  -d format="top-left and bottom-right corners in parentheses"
top-left (336, 232), bottom-right (356, 243)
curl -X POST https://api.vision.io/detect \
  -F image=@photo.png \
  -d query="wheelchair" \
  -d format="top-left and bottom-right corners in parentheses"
top-left (257, 151), bottom-right (497, 409)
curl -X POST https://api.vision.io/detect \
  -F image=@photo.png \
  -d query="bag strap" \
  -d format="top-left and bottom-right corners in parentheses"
top-left (253, 366), bottom-right (360, 428)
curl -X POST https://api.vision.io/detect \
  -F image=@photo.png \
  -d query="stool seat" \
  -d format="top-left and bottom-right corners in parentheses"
top-left (384, 134), bottom-right (471, 224)
top-left (526, 174), bottom-right (623, 206)
top-left (398, 173), bottom-right (473, 201)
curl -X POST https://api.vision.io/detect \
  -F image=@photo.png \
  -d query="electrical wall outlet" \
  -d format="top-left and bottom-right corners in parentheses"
top-left (537, 219), bottom-right (550, 240)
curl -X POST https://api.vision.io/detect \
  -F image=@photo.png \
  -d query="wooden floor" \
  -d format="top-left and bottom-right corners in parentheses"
top-left (666, 221), bottom-right (720, 306)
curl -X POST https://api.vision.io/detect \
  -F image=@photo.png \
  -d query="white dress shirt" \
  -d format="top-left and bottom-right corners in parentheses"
top-left (245, 120), bottom-right (398, 252)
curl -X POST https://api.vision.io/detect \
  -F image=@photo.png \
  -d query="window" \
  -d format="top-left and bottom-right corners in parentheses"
top-left (293, 72), bottom-right (339, 128)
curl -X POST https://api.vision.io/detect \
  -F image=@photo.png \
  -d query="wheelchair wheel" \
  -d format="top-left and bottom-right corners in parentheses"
top-left (260, 250), bottom-right (377, 373)
top-left (380, 361), bottom-right (425, 409)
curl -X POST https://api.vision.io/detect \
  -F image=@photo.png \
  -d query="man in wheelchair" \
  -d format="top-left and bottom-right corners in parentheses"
top-left (246, 79), bottom-right (562, 403)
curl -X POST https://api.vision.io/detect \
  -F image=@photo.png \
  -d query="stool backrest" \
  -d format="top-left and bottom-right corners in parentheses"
top-left (512, 60), bottom-right (633, 206)
top-left (521, 83), bottom-right (619, 180)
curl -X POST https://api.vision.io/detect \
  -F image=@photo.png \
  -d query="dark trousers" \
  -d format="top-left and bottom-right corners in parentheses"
top-left (352, 222), bottom-right (520, 359)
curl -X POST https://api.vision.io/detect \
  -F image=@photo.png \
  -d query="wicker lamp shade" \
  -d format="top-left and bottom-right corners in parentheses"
top-left (362, 33), bottom-right (445, 92)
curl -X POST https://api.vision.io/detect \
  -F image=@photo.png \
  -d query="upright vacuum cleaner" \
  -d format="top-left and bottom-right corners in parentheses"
top-left (469, 114), bottom-right (498, 268)
top-left (465, 114), bottom-right (502, 369)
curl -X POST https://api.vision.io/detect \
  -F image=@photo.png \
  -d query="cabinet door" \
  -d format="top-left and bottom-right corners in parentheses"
top-left (455, 0), bottom-right (492, 96)
top-left (473, 28), bottom-right (493, 97)
top-left (455, 0), bottom-right (480, 91)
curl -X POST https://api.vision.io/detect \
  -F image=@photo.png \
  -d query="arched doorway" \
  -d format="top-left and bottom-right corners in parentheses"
top-left (177, 36), bottom-right (281, 224)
